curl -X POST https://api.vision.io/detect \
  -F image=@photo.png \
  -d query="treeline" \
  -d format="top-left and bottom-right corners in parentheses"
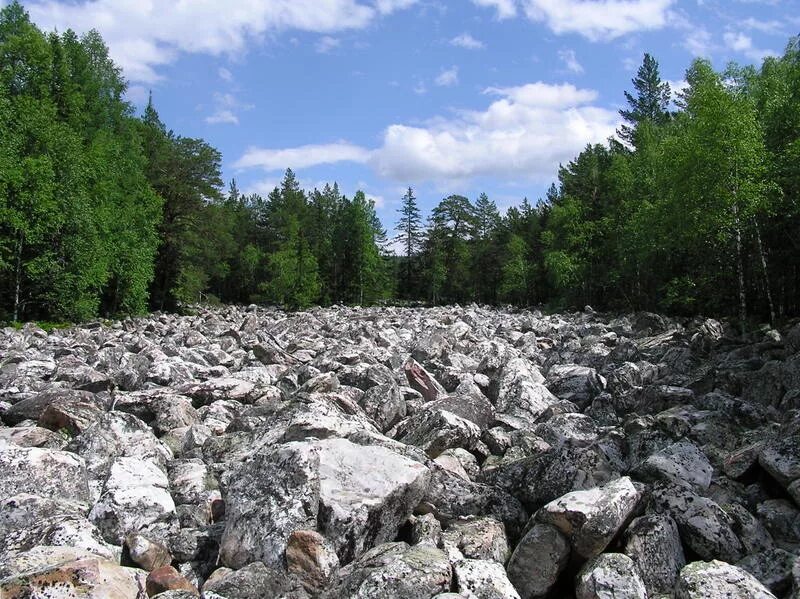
top-left (2, 1), bottom-right (799, 325)
top-left (397, 44), bottom-right (800, 324)
top-left (0, 2), bottom-right (390, 321)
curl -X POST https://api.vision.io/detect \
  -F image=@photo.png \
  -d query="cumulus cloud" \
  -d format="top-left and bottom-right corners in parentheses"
top-left (472, 0), bottom-right (518, 19)
top-left (435, 66), bottom-right (459, 87)
top-left (25, 0), bottom-right (418, 83)
top-left (233, 82), bottom-right (618, 184)
top-left (450, 33), bottom-right (485, 49)
top-left (371, 82), bottom-right (619, 182)
top-left (558, 49), bottom-right (584, 73)
top-left (234, 142), bottom-right (372, 171)
top-left (520, 0), bottom-right (674, 41)
top-left (723, 31), bottom-right (776, 62)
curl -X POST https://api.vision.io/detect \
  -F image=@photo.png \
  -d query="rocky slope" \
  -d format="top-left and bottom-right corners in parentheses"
top-left (1, 305), bottom-right (800, 598)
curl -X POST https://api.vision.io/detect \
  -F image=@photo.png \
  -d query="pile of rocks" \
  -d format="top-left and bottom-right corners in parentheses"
top-left (1, 304), bottom-right (799, 598)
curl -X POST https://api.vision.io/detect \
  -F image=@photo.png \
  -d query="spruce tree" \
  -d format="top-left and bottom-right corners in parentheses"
top-left (394, 187), bottom-right (423, 298)
top-left (618, 53), bottom-right (671, 146)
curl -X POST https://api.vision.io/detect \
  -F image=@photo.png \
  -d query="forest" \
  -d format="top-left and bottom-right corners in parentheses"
top-left (1, 1), bottom-right (799, 326)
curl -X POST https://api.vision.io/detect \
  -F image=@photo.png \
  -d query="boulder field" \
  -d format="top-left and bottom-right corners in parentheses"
top-left (1, 304), bottom-right (800, 598)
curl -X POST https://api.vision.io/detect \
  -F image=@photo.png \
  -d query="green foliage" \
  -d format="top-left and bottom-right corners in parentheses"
top-left (0, 2), bottom-right (160, 322)
top-left (499, 234), bottom-right (529, 304)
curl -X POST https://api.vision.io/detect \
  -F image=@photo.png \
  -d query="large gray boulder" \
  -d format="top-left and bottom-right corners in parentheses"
top-left (505, 523), bottom-right (569, 599)
top-left (535, 477), bottom-right (641, 559)
top-left (220, 438), bottom-right (430, 568)
top-left (675, 560), bottom-right (776, 599)
top-left (88, 456), bottom-right (177, 544)
top-left (624, 513), bottom-right (685, 596)
top-left (575, 553), bottom-right (647, 599)
top-left (0, 443), bottom-right (90, 503)
top-left (322, 542), bottom-right (451, 599)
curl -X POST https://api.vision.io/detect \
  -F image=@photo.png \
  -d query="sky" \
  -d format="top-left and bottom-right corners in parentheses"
top-left (11, 0), bottom-right (800, 228)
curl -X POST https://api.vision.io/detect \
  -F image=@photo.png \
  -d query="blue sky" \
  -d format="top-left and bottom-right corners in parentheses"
top-left (13, 0), bottom-right (799, 229)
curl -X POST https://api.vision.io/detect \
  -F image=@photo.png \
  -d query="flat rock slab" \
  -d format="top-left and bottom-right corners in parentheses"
top-left (220, 438), bottom-right (430, 569)
top-left (0, 443), bottom-right (90, 503)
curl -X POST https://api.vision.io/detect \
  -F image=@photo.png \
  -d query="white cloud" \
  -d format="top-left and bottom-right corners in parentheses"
top-left (234, 142), bottom-right (372, 171)
top-left (450, 33), bottom-right (485, 49)
top-left (521, 0), bottom-right (674, 41)
top-left (472, 0), bottom-right (518, 19)
top-left (413, 81), bottom-right (428, 95)
top-left (435, 66), bottom-right (459, 87)
top-left (558, 49), bottom-right (584, 73)
top-left (740, 17), bottom-right (785, 35)
top-left (682, 24), bottom-right (713, 56)
top-left (206, 110), bottom-right (239, 125)
top-left (374, 0), bottom-right (419, 14)
top-left (723, 31), bottom-right (777, 62)
top-left (371, 81), bottom-right (619, 183)
top-left (205, 92), bottom-right (253, 126)
top-left (25, 0), bottom-right (418, 83)
top-left (218, 67), bottom-right (234, 82)
top-left (315, 35), bottom-right (341, 53)
top-left (233, 81), bottom-right (618, 185)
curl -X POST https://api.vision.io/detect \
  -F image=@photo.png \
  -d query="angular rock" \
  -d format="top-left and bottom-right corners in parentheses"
top-left (89, 456), bottom-right (177, 544)
top-left (286, 529), bottom-right (340, 594)
top-left (546, 364), bottom-right (605, 407)
top-left (315, 437), bottom-right (431, 563)
top-left (219, 442), bottom-right (320, 570)
top-left (394, 407), bottom-right (481, 458)
top-left (453, 558), bottom-right (520, 599)
top-left (146, 565), bottom-right (198, 596)
top-left (633, 439), bottom-right (713, 491)
top-left (736, 547), bottom-right (795, 595)
top-left (575, 553), bottom-right (647, 599)
top-left (0, 443), bottom-right (90, 503)
top-left (322, 542), bottom-right (451, 599)
top-left (535, 476), bottom-right (640, 559)
top-left (220, 438), bottom-right (430, 568)
top-left (203, 562), bottom-right (309, 599)
top-left (125, 532), bottom-right (172, 571)
top-left (0, 556), bottom-right (146, 599)
top-left (505, 523), bottom-right (569, 599)
top-left (440, 516), bottom-right (510, 564)
top-left (651, 483), bottom-right (744, 563)
top-left (624, 513), bottom-right (685, 596)
top-left (421, 465), bottom-right (528, 542)
top-left (675, 560), bottom-right (776, 599)
top-left (359, 383), bottom-right (406, 432)
top-left (404, 357), bottom-right (446, 403)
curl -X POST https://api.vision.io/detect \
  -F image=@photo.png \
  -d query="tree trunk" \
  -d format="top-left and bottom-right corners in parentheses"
top-left (753, 218), bottom-right (776, 325)
top-left (733, 203), bottom-right (746, 333)
top-left (12, 231), bottom-right (23, 323)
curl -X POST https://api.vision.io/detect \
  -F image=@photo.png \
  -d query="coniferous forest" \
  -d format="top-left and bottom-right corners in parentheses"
top-left (1, 2), bottom-right (799, 326)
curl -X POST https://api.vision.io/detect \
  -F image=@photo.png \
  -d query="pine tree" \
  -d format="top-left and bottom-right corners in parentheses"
top-left (618, 53), bottom-right (671, 146)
